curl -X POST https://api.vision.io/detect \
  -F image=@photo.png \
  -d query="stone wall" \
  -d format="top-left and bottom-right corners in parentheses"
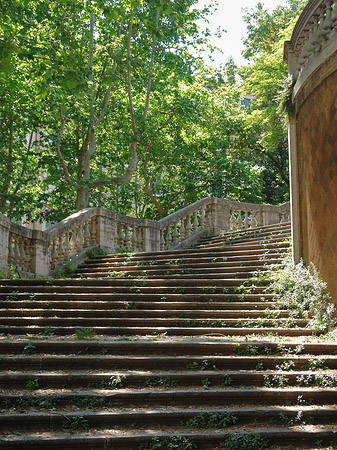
top-left (296, 63), bottom-right (337, 302)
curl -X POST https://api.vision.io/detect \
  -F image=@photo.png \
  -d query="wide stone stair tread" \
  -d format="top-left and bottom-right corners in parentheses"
top-left (1, 221), bottom-right (336, 448)
top-left (1, 427), bottom-right (337, 450)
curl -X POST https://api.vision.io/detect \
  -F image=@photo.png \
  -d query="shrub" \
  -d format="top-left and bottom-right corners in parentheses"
top-left (271, 256), bottom-right (336, 332)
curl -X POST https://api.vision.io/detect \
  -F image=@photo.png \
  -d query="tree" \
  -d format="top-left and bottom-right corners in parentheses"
top-left (230, 0), bottom-right (306, 204)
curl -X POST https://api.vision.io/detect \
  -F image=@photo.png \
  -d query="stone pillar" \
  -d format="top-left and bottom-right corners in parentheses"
top-left (30, 230), bottom-right (50, 277)
top-left (0, 215), bottom-right (10, 276)
top-left (142, 220), bottom-right (161, 252)
top-left (96, 209), bottom-right (116, 253)
top-left (288, 119), bottom-right (301, 263)
top-left (212, 199), bottom-right (230, 233)
top-left (260, 206), bottom-right (280, 227)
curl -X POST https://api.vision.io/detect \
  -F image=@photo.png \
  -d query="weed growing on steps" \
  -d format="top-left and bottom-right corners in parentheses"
top-left (304, 356), bottom-right (327, 370)
top-left (75, 327), bottom-right (96, 339)
top-left (145, 378), bottom-right (179, 388)
top-left (184, 412), bottom-right (237, 428)
top-left (220, 433), bottom-right (268, 449)
top-left (139, 436), bottom-right (196, 450)
top-left (26, 379), bottom-right (39, 390)
top-left (53, 260), bottom-right (77, 278)
top-left (186, 360), bottom-right (218, 371)
top-left (271, 256), bottom-right (336, 332)
top-left (5, 290), bottom-right (19, 300)
top-left (62, 415), bottom-right (89, 430)
top-left (86, 247), bottom-right (108, 258)
top-left (22, 343), bottom-right (38, 354)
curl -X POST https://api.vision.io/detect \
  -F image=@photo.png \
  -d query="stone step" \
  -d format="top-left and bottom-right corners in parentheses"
top-left (0, 325), bottom-right (314, 336)
top-left (0, 308), bottom-right (292, 319)
top-left (3, 355), bottom-right (332, 371)
top-left (2, 339), bottom-right (334, 355)
top-left (2, 370), bottom-right (337, 389)
top-left (76, 264), bottom-right (276, 275)
top-left (0, 301), bottom-right (278, 310)
top-left (197, 235), bottom-right (291, 249)
top-left (0, 292), bottom-right (277, 302)
top-left (86, 247), bottom-right (289, 263)
top-left (197, 228), bottom-right (291, 246)
top-left (1, 387), bottom-right (335, 408)
top-left (0, 406), bottom-right (335, 430)
top-left (0, 427), bottom-right (336, 450)
top-left (0, 316), bottom-right (309, 328)
top-left (75, 270), bottom-right (273, 280)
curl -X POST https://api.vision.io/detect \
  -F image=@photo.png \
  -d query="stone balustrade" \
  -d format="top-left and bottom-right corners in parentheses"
top-left (0, 198), bottom-right (290, 278)
top-left (284, 0), bottom-right (337, 92)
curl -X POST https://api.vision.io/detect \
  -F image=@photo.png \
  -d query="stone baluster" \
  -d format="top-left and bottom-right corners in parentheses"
top-left (13, 236), bottom-right (20, 267)
top-left (185, 214), bottom-right (192, 237)
top-left (323, 0), bottom-right (333, 34)
top-left (200, 206), bottom-right (206, 230)
top-left (69, 230), bottom-right (77, 257)
top-left (84, 221), bottom-right (91, 248)
top-left (165, 225), bottom-right (173, 248)
top-left (243, 210), bottom-right (249, 229)
top-left (193, 210), bottom-right (199, 232)
top-left (173, 222), bottom-right (179, 244)
top-left (131, 225), bottom-right (137, 250)
top-left (23, 238), bottom-right (31, 272)
top-left (205, 204), bottom-right (212, 230)
top-left (17, 237), bottom-right (25, 271)
top-left (298, 19), bottom-right (318, 67)
top-left (160, 229), bottom-right (165, 250)
top-left (117, 222), bottom-right (124, 249)
top-left (50, 239), bottom-right (58, 269)
top-left (64, 231), bottom-right (71, 260)
top-left (89, 217), bottom-right (97, 245)
top-left (57, 234), bottom-right (66, 264)
top-left (8, 234), bottom-right (15, 266)
top-left (180, 217), bottom-right (186, 239)
top-left (137, 226), bottom-right (143, 252)
top-left (124, 224), bottom-right (130, 250)
top-left (229, 210), bottom-right (235, 230)
top-left (237, 210), bottom-right (243, 230)
top-left (76, 225), bottom-right (84, 252)
top-left (332, 0), bottom-right (337, 25)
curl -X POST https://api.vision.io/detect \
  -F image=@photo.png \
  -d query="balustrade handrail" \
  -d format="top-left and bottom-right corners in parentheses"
top-left (0, 198), bottom-right (290, 278)
top-left (284, 0), bottom-right (337, 80)
top-left (286, 0), bottom-right (324, 53)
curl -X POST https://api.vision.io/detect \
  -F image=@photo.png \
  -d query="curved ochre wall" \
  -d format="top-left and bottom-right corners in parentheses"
top-left (296, 61), bottom-right (337, 303)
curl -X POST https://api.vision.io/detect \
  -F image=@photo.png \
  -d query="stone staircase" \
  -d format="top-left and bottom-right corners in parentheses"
top-left (0, 221), bottom-right (337, 449)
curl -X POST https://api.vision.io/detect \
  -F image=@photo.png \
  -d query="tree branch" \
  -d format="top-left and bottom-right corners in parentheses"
top-left (144, 9), bottom-right (160, 118)
top-left (87, 140), bottom-right (138, 188)
top-left (55, 106), bottom-right (80, 188)
top-left (127, 20), bottom-right (137, 137)
top-left (253, 143), bottom-right (289, 185)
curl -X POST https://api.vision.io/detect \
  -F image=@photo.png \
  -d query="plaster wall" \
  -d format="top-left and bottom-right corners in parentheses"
top-left (296, 65), bottom-right (337, 303)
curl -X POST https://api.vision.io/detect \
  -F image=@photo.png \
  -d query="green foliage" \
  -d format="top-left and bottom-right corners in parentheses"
top-left (53, 260), bottom-right (77, 279)
top-left (108, 375), bottom-right (125, 389)
top-left (145, 378), bottom-right (179, 388)
top-left (271, 256), bottom-right (336, 332)
top-left (185, 412), bottom-right (237, 428)
top-left (86, 247), bottom-right (109, 259)
top-left (220, 433), bottom-right (268, 449)
top-left (22, 344), bottom-right (38, 355)
top-left (26, 379), bottom-right (39, 390)
top-left (139, 436), bottom-right (196, 450)
top-left (62, 415), bottom-right (89, 430)
top-left (186, 360), bottom-right (218, 371)
top-left (75, 327), bottom-right (96, 339)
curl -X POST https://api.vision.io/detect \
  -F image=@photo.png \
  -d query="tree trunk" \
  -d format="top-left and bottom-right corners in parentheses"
top-left (76, 186), bottom-right (90, 210)
top-left (76, 152), bottom-right (91, 210)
